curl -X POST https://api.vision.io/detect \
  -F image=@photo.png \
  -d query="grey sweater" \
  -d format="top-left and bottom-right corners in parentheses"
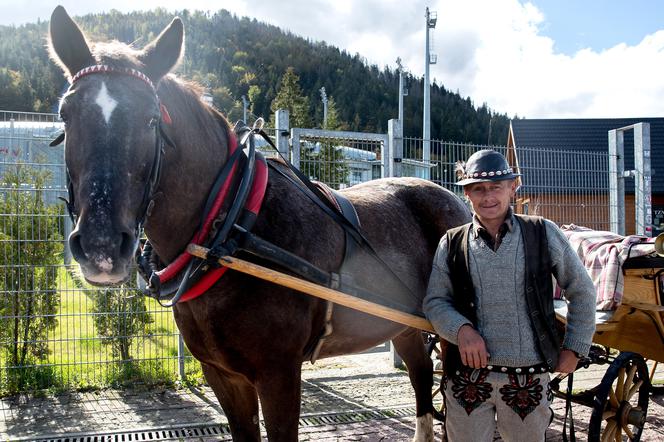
top-left (424, 215), bottom-right (596, 368)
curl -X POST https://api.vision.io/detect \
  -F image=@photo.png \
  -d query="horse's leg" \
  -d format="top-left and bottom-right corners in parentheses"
top-left (255, 361), bottom-right (302, 442)
top-left (392, 328), bottom-right (435, 442)
top-left (201, 363), bottom-right (261, 442)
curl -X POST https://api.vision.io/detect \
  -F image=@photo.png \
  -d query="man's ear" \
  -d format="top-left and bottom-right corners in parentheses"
top-left (510, 179), bottom-right (520, 196)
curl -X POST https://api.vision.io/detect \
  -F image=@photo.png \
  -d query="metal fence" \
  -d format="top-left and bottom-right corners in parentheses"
top-left (0, 110), bottom-right (612, 393)
top-left (403, 137), bottom-right (610, 230)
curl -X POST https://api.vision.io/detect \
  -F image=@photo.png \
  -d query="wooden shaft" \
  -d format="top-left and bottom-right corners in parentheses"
top-left (187, 244), bottom-right (435, 333)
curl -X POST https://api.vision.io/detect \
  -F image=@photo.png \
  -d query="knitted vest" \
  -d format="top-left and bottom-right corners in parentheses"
top-left (445, 214), bottom-right (561, 371)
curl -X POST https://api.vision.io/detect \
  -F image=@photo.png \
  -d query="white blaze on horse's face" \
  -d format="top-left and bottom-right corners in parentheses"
top-left (95, 82), bottom-right (118, 124)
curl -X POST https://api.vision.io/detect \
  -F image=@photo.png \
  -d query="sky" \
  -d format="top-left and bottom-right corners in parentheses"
top-left (2, 0), bottom-right (664, 119)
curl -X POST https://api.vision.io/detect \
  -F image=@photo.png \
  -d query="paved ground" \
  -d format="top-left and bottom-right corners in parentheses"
top-left (1, 352), bottom-right (663, 441)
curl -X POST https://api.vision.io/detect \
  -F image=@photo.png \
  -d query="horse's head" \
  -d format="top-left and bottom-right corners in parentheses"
top-left (49, 6), bottom-right (183, 285)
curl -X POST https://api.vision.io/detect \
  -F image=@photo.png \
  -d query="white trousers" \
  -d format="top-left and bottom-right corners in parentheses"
top-left (443, 366), bottom-right (553, 442)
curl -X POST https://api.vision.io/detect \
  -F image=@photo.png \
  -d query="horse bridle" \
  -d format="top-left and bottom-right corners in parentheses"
top-left (50, 65), bottom-right (174, 234)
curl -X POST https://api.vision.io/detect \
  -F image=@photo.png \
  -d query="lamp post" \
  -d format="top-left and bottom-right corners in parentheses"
top-left (320, 87), bottom-right (328, 129)
top-left (423, 7), bottom-right (437, 179)
top-left (241, 95), bottom-right (248, 123)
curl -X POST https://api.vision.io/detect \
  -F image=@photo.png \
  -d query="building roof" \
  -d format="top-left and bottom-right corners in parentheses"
top-left (509, 118), bottom-right (664, 194)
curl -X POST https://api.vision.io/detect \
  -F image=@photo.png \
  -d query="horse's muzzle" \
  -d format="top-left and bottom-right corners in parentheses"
top-left (69, 226), bottom-right (138, 285)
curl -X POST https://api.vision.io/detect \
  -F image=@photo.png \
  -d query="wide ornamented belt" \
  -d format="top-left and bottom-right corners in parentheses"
top-left (483, 362), bottom-right (550, 375)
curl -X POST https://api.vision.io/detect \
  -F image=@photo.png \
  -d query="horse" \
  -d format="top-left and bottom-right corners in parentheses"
top-left (48, 6), bottom-right (471, 441)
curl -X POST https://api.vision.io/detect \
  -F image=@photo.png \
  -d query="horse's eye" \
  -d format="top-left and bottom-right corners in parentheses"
top-left (59, 111), bottom-right (69, 124)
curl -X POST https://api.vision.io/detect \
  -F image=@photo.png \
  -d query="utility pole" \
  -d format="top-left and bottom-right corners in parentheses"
top-left (241, 95), bottom-right (248, 123)
top-left (423, 7), bottom-right (437, 179)
top-left (320, 87), bottom-right (328, 129)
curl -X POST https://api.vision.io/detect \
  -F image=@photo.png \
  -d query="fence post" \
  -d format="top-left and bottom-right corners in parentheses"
top-left (178, 334), bottom-right (186, 380)
top-left (633, 123), bottom-right (652, 236)
top-left (387, 119), bottom-right (402, 178)
top-left (388, 119), bottom-right (405, 370)
top-left (608, 129), bottom-right (625, 235)
top-left (275, 109), bottom-right (290, 159)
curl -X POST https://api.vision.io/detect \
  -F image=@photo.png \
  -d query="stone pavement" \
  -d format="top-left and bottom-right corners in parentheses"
top-left (1, 352), bottom-right (663, 441)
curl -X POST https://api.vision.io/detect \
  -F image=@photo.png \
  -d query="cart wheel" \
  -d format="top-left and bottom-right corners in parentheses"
top-left (425, 333), bottom-right (446, 422)
top-left (588, 352), bottom-right (650, 441)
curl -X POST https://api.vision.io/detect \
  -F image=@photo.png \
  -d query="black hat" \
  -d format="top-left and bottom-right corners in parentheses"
top-left (455, 149), bottom-right (520, 186)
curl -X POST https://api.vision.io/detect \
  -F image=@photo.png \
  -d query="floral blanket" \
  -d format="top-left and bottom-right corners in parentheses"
top-left (558, 225), bottom-right (657, 310)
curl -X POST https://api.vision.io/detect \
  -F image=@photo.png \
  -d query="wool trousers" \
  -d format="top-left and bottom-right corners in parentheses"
top-left (443, 366), bottom-right (553, 442)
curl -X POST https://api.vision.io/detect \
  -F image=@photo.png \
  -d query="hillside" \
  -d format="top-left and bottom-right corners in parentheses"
top-left (0, 8), bottom-right (510, 144)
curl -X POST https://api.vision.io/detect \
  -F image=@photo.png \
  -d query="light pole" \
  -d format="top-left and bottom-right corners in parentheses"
top-left (320, 87), bottom-right (328, 129)
top-left (396, 57), bottom-right (407, 126)
top-left (241, 95), bottom-right (248, 123)
top-left (423, 7), bottom-right (437, 179)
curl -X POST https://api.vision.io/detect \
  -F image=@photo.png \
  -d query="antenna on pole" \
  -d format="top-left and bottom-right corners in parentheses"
top-left (423, 6), bottom-right (437, 180)
top-left (320, 87), bottom-right (328, 129)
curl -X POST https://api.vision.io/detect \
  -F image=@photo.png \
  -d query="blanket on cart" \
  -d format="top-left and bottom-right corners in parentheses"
top-left (559, 225), bottom-right (656, 310)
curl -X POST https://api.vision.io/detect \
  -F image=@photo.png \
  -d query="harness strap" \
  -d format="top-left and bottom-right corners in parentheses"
top-left (154, 140), bottom-right (240, 284)
top-left (268, 162), bottom-right (420, 307)
top-left (561, 373), bottom-right (576, 442)
top-left (309, 300), bottom-right (334, 364)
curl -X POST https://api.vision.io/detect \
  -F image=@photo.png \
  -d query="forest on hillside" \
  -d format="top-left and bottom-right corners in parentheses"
top-left (0, 8), bottom-right (511, 144)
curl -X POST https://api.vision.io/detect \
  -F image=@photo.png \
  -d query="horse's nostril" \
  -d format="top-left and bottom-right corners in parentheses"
top-left (69, 231), bottom-right (86, 263)
top-left (119, 231), bottom-right (138, 259)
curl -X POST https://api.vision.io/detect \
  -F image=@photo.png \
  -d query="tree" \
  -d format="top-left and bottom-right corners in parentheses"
top-left (0, 68), bottom-right (35, 111)
top-left (324, 97), bottom-right (347, 131)
top-left (93, 280), bottom-right (152, 364)
top-left (0, 162), bottom-right (62, 389)
top-left (270, 67), bottom-right (311, 128)
top-left (300, 96), bottom-right (349, 189)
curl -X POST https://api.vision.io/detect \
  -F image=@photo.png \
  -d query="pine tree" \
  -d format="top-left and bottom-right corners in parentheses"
top-left (270, 67), bottom-right (311, 128)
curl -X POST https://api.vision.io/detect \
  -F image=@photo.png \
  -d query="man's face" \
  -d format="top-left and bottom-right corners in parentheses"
top-left (463, 179), bottom-right (517, 224)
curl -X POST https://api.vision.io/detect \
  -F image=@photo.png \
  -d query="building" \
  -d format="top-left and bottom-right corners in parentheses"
top-left (508, 118), bottom-right (664, 234)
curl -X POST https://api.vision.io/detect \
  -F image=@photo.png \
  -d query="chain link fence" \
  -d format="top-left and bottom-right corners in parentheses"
top-left (0, 111), bottom-right (611, 394)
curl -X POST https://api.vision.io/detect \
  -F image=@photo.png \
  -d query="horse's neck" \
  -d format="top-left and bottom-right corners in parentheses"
top-left (144, 103), bottom-right (230, 262)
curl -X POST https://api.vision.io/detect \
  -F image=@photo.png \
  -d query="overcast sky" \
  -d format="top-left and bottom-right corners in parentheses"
top-left (2, 0), bottom-right (664, 119)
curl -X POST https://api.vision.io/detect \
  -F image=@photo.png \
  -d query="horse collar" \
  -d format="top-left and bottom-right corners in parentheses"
top-left (138, 125), bottom-right (269, 305)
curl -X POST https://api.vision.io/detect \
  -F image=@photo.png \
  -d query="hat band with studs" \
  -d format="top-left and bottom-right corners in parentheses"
top-left (461, 167), bottom-right (514, 180)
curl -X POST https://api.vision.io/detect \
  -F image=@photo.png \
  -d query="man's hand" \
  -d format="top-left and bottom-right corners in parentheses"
top-left (555, 349), bottom-right (579, 373)
top-left (457, 324), bottom-right (489, 368)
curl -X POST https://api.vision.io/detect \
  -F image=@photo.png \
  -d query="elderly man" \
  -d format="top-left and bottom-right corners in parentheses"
top-left (424, 149), bottom-right (596, 441)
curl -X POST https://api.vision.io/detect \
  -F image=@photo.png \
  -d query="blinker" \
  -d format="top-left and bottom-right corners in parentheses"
top-left (50, 132), bottom-right (65, 147)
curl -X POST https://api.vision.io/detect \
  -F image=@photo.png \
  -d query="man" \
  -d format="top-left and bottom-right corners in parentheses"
top-left (424, 149), bottom-right (596, 441)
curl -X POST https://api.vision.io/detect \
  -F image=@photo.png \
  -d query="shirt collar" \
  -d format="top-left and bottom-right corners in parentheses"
top-left (471, 207), bottom-right (514, 239)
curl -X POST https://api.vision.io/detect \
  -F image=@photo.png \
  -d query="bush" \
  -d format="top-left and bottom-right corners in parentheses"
top-left (0, 163), bottom-right (62, 390)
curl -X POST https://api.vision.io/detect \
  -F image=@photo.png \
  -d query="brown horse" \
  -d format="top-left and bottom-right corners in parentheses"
top-left (48, 6), bottom-right (470, 441)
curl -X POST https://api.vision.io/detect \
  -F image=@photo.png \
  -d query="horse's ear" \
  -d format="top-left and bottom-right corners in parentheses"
top-left (48, 6), bottom-right (94, 79)
top-left (139, 18), bottom-right (184, 82)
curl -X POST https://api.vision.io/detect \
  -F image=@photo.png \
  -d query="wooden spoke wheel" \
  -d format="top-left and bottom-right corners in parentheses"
top-left (589, 352), bottom-right (650, 442)
top-left (425, 333), bottom-right (446, 422)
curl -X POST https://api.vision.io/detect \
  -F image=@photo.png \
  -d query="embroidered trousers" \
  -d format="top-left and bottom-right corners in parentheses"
top-left (443, 366), bottom-right (553, 442)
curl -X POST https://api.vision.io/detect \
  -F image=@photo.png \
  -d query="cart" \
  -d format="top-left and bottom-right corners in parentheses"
top-left (550, 241), bottom-right (664, 441)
